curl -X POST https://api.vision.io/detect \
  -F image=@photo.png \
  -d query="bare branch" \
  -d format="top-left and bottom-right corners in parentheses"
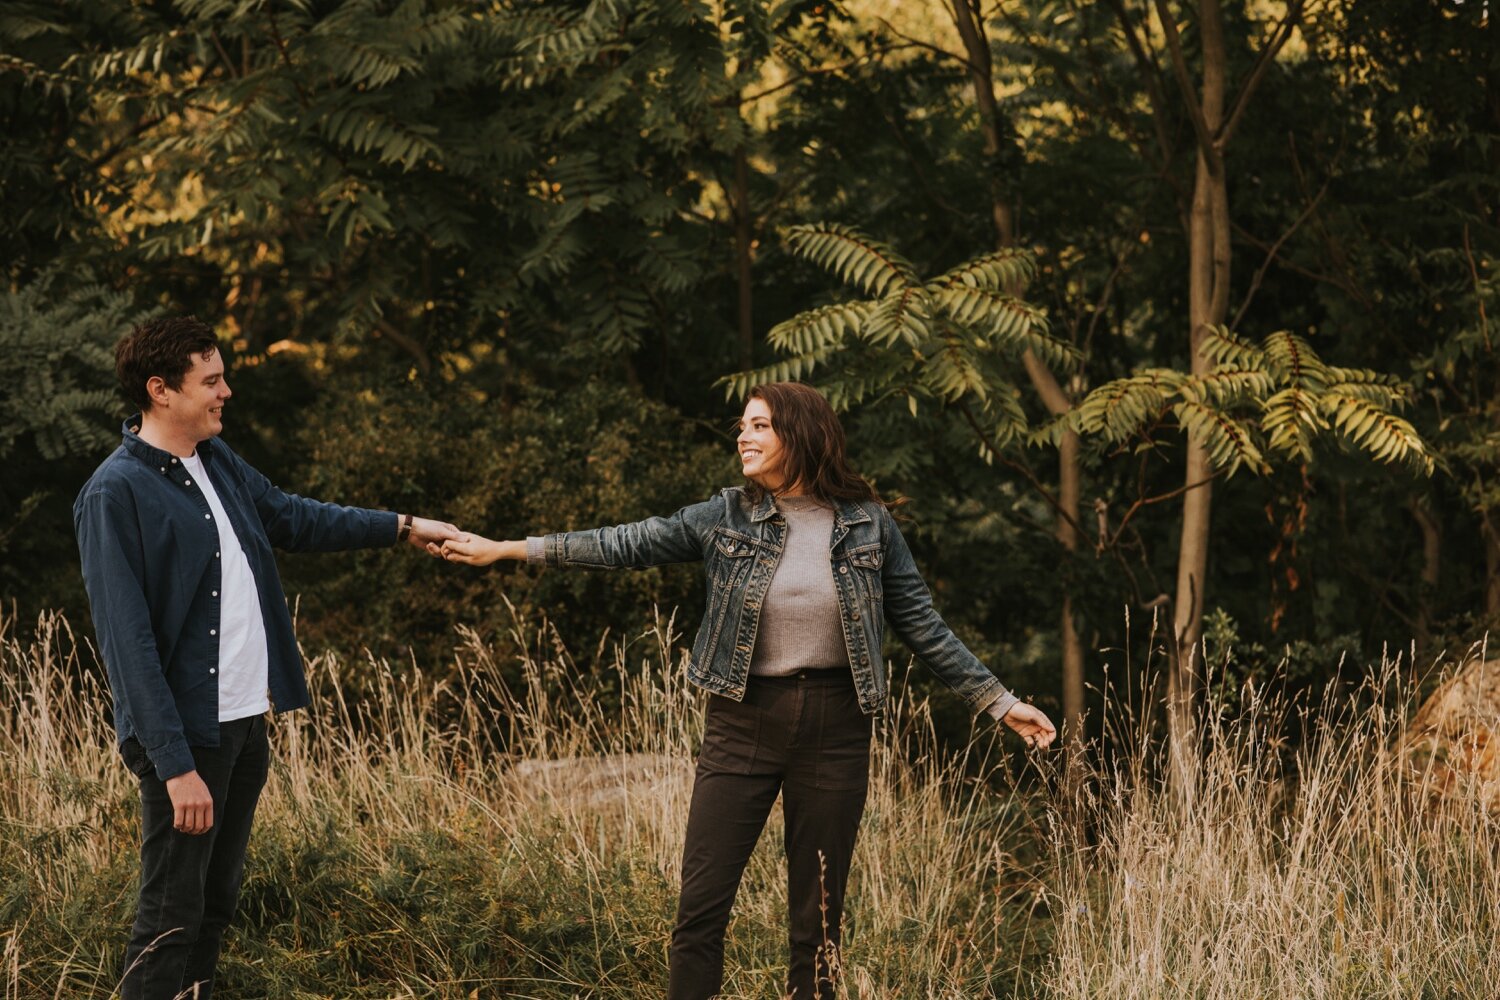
top-left (957, 402), bottom-right (1090, 541)
top-left (729, 44), bottom-right (918, 106)
top-left (1151, 0), bottom-right (1221, 168)
top-left (1219, 0), bottom-right (1307, 147)
top-left (1102, 0), bottom-right (1176, 165)
top-left (1230, 156), bottom-right (1332, 330)
top-left (1463, 223), bottom-right (1492, 352)
top-left (876, 17), bottom-right (976, 72)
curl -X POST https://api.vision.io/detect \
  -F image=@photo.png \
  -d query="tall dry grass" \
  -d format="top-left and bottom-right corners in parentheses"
top-left (1045, 627), bottom-right (1500, 998)
top-left (0, 608), bottom-right (1039, 999)
top-left (2, 606), bottom-right (1497, 998)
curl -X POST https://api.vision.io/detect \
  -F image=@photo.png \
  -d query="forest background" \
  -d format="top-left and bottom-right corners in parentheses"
top-left (4, 0), bottom-right (1496, 735)
top-left (3, 0), bottom-right (1499, 996)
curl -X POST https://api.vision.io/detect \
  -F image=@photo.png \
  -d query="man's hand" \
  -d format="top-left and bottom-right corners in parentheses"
top-left (1002, 702), bottom-right (1058, 750)
top-left (404, 516), bottom-right (460, 553)
top-left (165, 770), bottom-right (214, 835)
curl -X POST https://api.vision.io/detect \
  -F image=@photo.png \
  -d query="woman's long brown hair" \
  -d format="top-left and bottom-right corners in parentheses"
top-left (742, 382), bottom-right (894, 508)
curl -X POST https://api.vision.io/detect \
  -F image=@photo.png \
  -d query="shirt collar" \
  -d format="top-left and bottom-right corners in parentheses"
top-left (120, 414), bottom-right (218, 475)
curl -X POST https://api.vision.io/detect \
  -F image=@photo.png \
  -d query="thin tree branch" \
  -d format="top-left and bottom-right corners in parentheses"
top-left (1151, 0), bottom-right (1221, 167)
top-left (876, 16), bottom-right (976, 73)
top-left (1103, 0), bottom-right (1176, 165)
top-left (957, 402), bottom-right (1090, 541)
top-left (373, 318), bottom-right (432, 376)
top-left (208, 29), bottom-right (240, 79)
top-left (728, 44), bottom-right (917, 106)
top-left (1463, 223), bottom-right (1492, 352)
top-left (1108, 470), bottom-right (1224, 548)
top-left (1230, 163), bottom-right (1331, 330)
top-left (1219, 0), bottom-right (1307, 148)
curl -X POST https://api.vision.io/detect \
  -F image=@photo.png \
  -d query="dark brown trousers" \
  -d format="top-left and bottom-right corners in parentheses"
top-left (668, 671), bottom-right (872, 1000)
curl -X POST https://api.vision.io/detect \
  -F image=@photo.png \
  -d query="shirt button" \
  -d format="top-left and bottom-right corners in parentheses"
top-left (184, 479), bottom-right (191, 486)
top-left (204, 513), bottom-right (211, 520)
top-left (212, 591), bottom-right (218, 597)
top-left (209, 668), bottom-right (216, 675)
top-left (171, 458), bottom-right (178, 464)
top-left (215, 551), bottom-right (220, 558)
top-left (209, 629), bottom-right (217, 636)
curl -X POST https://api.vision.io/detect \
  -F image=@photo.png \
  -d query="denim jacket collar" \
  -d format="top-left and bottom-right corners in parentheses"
top-left (750, 491), bottom-right (874, 528)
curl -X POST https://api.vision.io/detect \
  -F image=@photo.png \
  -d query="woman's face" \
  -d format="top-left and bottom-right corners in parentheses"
top-left (737, 397), bottom-right (788, 491)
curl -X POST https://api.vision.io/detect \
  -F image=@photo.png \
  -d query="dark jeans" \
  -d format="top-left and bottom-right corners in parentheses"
top-left (670, 671), bottom-right (872, 1000)
top-left (119, 715), bottom-right (269, 1000)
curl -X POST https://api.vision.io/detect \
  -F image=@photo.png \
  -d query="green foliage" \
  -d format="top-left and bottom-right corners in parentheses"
top-left (0, 268), bottom-right (131, 463)
top-left (271, 372), bottom-right (729, 669)
top-left (0, 269), bottom-right (138, 610)
top-left (721, 223), bottom-right (1069, 453)
top-left (1072, 327), bottom-right (1433, 477)
top-left (62, 0), bottom-right (751, 367)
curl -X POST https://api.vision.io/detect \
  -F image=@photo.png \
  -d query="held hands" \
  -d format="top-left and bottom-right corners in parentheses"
top-left (435, 533), bottom-right (526, 565)
top-left (1002, 702), bottom-right (1058, 750)
top-left (404, 516), bottom-right (461, 554)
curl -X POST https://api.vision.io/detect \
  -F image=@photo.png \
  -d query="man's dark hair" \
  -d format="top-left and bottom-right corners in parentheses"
top-left (115, 316), bottom-right (219, 411)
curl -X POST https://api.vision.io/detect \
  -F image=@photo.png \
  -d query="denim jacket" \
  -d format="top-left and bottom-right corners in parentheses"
top-left (75, 418), bottom-right (398, 780)
top-left (533, 487), bottom-right (1018, 718)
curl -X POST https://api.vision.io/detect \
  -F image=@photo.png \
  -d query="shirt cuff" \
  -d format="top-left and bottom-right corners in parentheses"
top-left (526, 536), bottom-right (546, 564)
top-left (984, 691), bottom-right (1021, 723)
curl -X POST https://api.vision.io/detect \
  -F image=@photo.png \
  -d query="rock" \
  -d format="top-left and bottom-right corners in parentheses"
top-left (1400, 658), bottom-right (1500, 811)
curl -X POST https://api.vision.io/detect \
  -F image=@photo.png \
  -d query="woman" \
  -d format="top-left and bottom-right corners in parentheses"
top-left (440, 382), bottom-right (1056, 1000)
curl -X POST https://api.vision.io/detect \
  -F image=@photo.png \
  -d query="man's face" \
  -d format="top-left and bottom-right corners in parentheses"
top-left (157, 348), bottom-right (232, 442)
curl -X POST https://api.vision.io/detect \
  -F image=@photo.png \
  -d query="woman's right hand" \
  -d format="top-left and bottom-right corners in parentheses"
top-left (438, 533), bottom-right (524, 565)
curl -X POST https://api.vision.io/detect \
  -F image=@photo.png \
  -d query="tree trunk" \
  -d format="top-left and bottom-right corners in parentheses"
top-left (1059, 428), bottom-right (1085, 739)
top-left (1409, 496), bottom-right (1442, 655)
top-left (1168, 0), bottom-right (1231, 778)
top-left (1483, 512), bottom-right (1500, 621)
top-left (951, 0), bottom-right (1086, 742)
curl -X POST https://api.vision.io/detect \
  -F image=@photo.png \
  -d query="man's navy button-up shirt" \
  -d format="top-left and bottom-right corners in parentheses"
top-left (74, 417), bottom-right (398, 781)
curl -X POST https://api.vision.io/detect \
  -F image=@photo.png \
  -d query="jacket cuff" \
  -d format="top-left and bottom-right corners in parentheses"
top-left (982, 690), bottom-right (1021, 723)
top-left (149, 739), bottom-right (198, 782)
top-left (526, 536), bottom-right (546, 564)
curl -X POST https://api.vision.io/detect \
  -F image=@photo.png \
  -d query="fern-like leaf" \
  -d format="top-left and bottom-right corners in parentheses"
top-left (1075, 370), bottom-right (1186, 443)
top-left (766, 301), bottom-right (872, 355)
top-left (784, 223), bottom-right (917, 298)
top-left (1199, 326), bottom-right (1266, 370)
top-left (716, 347), bottom-right (841, 400)
top-left (1322, 394), bottom-right (1433, 473)
top-left (934, 248), bottom-right (1036, 292)
top-left (931, 284), bottom-right (1073, 368)
top-left (1172, 400), bottom-right (1267, 476)
top-left (1262, 387), bottom-right (1326, 462)
top-left (1261, 331), bottom-right (1329, 388)
top-left (863, 287), bottom-right (932, 347)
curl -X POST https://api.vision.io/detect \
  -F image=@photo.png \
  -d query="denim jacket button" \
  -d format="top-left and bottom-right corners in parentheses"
top-left (839, 565), bottom-right (849, 574)
top-left (851, 611), bottom-right (860, 621)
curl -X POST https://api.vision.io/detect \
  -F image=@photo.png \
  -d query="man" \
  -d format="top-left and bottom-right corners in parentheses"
top-left (74, 315), bottom-right (458, 1000)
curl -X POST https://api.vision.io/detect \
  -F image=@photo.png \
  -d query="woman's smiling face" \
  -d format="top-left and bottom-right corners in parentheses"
top-left (737, 397), bottom-right (787, 491)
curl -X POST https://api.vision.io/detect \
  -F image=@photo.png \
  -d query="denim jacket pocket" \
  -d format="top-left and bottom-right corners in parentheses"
top-left (844, 542), bottom-right (885, 602)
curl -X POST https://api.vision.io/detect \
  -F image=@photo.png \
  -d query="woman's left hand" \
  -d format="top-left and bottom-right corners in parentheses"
top-left (1002, 702), bottom-right (1057, 750)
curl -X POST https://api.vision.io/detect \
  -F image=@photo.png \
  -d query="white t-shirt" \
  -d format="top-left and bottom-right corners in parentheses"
top-left (181, 451), bottom-right (271, 722)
